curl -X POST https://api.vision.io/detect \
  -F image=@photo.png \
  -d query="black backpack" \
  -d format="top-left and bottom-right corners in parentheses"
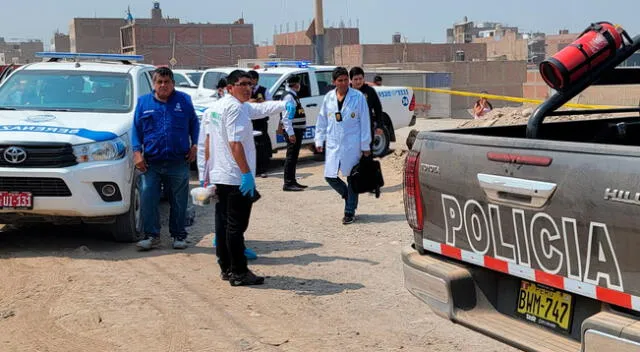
top-left (350, 155), bottom-right (384, 198)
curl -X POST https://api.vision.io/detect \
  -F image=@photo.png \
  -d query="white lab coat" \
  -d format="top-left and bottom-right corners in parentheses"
top-left (315, 88), bottom-right (371, 178)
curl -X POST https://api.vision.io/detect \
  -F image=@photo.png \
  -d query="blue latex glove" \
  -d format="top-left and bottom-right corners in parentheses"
top-left (285, 101), bottom-right (296, 120)
top-left (239, 172), bottom-right (255, 197)
top-left (199, 180), bottom-right (205, 187)
top-left (244, 248), bottom-right (258, 260)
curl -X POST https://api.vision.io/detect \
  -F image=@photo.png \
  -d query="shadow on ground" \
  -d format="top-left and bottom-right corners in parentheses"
top-left (253, 275), bottom-right (365, 296)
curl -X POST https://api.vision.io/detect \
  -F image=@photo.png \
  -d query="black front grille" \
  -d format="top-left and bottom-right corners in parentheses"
top-left (0, 177), bottom-right (72, 197)
top-left (0, 143), bottom-right (77, 168)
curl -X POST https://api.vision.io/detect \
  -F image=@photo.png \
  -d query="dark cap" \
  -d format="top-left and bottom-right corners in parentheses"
top-left (287, 75), bottom-right (301, 85)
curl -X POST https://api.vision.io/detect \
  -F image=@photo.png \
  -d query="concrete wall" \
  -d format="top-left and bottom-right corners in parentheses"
top-left (524, 69), bottom-right (640, 106)
top-left (366, 60), bottom-right (527, 118)
top-left (335, 43), bottom-right (487, 67)
top-left (124, 23), bottom-right (255, 68)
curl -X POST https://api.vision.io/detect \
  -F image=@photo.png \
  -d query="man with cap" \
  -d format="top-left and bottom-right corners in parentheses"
top-left (280, 75), bottom-right (308, 191)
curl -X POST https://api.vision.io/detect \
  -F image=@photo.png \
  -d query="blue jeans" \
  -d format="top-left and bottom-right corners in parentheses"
top-left (140, 161), bottom-right (190, 240)
top-left (325, 176), bottom-right (358, 216)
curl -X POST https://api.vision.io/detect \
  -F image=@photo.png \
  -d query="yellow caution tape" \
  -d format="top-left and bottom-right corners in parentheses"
top-left (409, 86), bottom-right (622, 109)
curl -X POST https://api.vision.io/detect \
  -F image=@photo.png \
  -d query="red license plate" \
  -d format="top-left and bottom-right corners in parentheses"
top-left (0, 192), bottom-right (33, 209)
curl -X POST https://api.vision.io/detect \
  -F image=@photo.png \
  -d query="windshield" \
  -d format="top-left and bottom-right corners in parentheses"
top-left (174, 73), bottom-right (192, 87)
top-left (186, 72), bottom-right (202, 85)
top-left (202, 72), bottom-right (227, 89)
top-left (258, 73), bottom-right (282, 91)
top-left (0, 70), bottom-right (133, 113)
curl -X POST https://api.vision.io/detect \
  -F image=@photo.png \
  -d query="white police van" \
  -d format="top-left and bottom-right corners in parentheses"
top-left (0, 52), bottom-right (158, 242)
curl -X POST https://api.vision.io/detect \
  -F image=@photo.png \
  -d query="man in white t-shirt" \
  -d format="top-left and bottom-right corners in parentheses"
top-left (205, 69), bottom-right (293, 286)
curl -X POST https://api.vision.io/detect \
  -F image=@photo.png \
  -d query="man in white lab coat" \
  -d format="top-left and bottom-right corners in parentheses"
top-left (315, 67), bottom-right (371, 225)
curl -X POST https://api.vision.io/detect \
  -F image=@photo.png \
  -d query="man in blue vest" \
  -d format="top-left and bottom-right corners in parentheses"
top-left (131, 67), bottom-right (199, 251)
top-left (281, 75), bottom-right (307, 191)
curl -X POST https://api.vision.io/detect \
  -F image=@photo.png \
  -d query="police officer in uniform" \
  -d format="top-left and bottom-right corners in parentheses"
top-left (248, 70), bottom-right (272, 178)
top-left (281, 75), bottom-right (307, 191)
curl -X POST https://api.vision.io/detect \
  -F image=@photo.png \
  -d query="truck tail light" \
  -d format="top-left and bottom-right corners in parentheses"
top-left (404, 150), bottom-right (423, 231)
top-left (408, 94), bottom-right (416, 112)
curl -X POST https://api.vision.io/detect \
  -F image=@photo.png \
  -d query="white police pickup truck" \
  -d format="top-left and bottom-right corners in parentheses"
top-left (0, 52), bottom-right (158, 242)
top-left (194, 61), bottom-right (417, 157)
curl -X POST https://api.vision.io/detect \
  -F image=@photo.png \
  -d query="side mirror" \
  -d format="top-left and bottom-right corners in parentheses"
top-left (178, 82), bottom-right (191, 88)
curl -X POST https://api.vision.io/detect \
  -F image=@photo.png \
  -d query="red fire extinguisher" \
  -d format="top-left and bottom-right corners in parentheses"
top-left (539, 22), bottom-right (631, 91)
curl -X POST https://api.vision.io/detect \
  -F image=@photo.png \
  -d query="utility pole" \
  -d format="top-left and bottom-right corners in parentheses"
top-left (314, 0), bottom-right (325, 65)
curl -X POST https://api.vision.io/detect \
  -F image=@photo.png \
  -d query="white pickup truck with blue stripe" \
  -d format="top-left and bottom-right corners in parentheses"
top-left (193, 61), bottom-right (417, 157)
top-left (0, 52), bottom-right (158, 242)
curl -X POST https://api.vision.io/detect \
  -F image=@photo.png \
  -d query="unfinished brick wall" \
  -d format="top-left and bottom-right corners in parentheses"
top-left (524, 69), bottom-right (640, 106)
top-left (333, 43), bottom-right (487, 66)
top-left (129, 23), bottom-right (255, 68)
top-left (523, 70), bottom-right (551, 100)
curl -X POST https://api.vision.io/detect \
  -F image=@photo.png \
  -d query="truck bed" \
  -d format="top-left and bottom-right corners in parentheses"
top-left (444, 115), bottom-right (640, 147)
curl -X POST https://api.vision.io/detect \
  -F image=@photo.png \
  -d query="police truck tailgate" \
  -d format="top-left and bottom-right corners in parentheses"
top-left (424, 130), bottom-right (640, 303)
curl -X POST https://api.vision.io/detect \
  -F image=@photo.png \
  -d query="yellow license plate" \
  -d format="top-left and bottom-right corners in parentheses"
top-left (516, 281), bottom-right (574, 333)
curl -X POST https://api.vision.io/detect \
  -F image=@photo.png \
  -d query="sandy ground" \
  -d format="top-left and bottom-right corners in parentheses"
top-left (456, 105), bottom-right (634, 128)
top-left (0, 119), bottom-right (519, 352)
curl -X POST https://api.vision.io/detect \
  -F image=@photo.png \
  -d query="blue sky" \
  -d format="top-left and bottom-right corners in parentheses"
top-left (1, 0), bottom-right (639, 46)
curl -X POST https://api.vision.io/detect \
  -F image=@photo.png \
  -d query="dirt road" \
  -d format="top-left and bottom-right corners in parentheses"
top-left (0, 119), bottom-right (518, 352)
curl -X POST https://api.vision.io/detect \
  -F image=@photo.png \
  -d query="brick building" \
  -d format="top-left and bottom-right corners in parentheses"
top-left (70, 17), bottom-right (178, 54)
top-left (51, 31), bottom-right (70, 52)
top-left (473, 30), bottom-right (528, 61)
top-left (544, 30), bottom-right (576, 58)
top-left (121, 19), bottom-right (255, 68)
top-left (256, 27), bottom-right (359, 64)
top-left (256, 45), bottom-right (314, 61)
top-left (333, 42), bottom-right (487, 67)
top-left (0, 38), bottom-right (44, 64)
top-left (69, 2), bottom-right (178, 54)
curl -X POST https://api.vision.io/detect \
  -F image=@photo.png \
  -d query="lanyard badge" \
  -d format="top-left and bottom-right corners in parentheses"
top-left (335, 112), bottom-right (343, 122)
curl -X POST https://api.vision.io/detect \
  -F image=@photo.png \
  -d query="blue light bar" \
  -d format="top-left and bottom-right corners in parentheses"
top-left (264, 60), bottom-right (311, 68)
top-left (35, 52), bottom-right (144, 62)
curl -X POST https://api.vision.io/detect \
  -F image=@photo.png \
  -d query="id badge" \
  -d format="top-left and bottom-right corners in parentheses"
top-left (335, 112), bottom-right (343, 122)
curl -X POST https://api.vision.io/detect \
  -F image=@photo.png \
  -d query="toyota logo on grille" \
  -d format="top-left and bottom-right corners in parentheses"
top-left (4, 147), bottom-right (27, 164)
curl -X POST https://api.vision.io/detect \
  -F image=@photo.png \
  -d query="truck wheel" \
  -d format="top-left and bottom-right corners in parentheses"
top-left (111, 176), bottom-right (143, 243)
top-left (372, 125), bottom-right (391, 157)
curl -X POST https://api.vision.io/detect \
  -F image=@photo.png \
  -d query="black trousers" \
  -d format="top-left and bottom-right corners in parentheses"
top-left (252, 117), bottom-right (271, 174)
top-left (283, 128), bottom-right (305, 186)
top-left (214, 184), bottom-right (253, 275)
